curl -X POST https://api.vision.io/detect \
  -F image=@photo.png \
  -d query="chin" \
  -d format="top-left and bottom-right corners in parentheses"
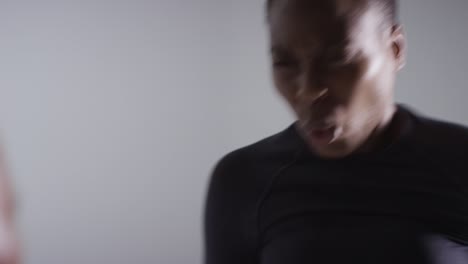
top-left (312, 147), bottom-right (351, 159)
top-left (307, 140), bottom-right (355, 159)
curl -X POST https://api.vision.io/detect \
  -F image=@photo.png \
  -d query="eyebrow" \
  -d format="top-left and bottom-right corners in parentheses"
top-left (269, 38), bottom-right (356, 62)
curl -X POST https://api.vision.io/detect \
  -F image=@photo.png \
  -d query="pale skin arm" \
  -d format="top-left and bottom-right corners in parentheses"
top-left (0, 151), bottom-right (21, 264)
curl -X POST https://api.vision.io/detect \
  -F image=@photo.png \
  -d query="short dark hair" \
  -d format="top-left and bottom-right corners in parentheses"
top-left (266, 0), bottom-right (398, 26)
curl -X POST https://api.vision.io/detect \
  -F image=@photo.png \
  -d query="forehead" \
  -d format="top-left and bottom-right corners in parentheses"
top-left (269, 0), bottom-right (380, 51)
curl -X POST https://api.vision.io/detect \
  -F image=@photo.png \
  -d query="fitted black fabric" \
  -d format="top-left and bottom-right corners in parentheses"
top-left (203, 105), bottom-right (468, 264)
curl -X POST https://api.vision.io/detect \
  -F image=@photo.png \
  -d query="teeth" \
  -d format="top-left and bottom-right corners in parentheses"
top-left (331, 126), bottom-right (343, 142)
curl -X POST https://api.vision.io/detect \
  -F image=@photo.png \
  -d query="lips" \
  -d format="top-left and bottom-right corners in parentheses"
top-left (298, 107), bottom-right (340, 146)
top-left (298, 119), bottom-right (339, 147)
top-left (307, 125), bottom-right (336, 146)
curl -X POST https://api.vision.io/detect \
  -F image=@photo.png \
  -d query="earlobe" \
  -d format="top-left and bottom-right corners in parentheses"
top-left (391, 24), bottom-right (406, 71)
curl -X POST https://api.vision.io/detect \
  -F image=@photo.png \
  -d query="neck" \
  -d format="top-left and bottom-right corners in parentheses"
top-left (356, 104), bottom-right (398, 154)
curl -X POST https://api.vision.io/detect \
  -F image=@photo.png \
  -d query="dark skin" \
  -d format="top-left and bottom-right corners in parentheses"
top-left (268, 0), bottom-right (406, 158)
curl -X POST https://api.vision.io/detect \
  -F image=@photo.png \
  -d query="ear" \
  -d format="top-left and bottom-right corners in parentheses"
top-left (390, 24), bottom-right (406, 71)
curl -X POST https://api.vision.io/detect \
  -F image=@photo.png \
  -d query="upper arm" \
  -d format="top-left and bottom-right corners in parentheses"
top-left (203, 152), bottom-right (257, 264)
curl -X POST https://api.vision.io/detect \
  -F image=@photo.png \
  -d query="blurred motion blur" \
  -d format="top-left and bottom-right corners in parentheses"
top-left (0, 149), bottom-right (20, 264)
top-left (0, 1), bottom-right (467, 264)
top-left (204, 0), bottom-right (468, 263)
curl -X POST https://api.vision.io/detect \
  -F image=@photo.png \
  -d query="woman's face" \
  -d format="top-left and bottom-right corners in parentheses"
top-left (268, 0), bottom-right (404, 158)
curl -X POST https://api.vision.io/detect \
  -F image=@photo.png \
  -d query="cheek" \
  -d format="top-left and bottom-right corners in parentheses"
top-left (360, 56), bottom-right (395, 104)
top-left (324, 65), bottom-right (363, 103)
top-left (337, 57), bottom-right (390, 105)
top-left (342, 60), bottom-right (396, 131)
top-left (273, 72), bottom-right (299, 105)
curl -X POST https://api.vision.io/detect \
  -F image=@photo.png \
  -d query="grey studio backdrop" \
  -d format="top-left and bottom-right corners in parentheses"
top-left (0, 0), bottom-right (466, 263)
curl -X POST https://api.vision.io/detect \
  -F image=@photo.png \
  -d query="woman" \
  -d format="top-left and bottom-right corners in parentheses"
top-left (204, 0), bottom-right (468, 263)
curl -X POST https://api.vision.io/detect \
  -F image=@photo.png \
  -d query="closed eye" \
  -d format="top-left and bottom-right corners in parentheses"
top-left (273, 59), bottom-right (296, 68)
top-left (272, 55), bottom-right (300, 69)
top-left (326, 59), bottom-right (350, 69)
top-left (270, 46), bottom-right (298, 70)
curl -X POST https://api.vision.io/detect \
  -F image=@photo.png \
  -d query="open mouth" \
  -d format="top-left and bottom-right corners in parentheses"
top-left (299, 119), bottom-right (344, 147)
top-left (307, 125), bottom-right (337, 146)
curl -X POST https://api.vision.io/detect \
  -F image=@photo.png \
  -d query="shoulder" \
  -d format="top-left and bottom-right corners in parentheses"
top-left (206, 124), bottom-right (301, 203)
top-left (402, 106), bottom-right (468, 178)
top-left (404, 106), bottom-right (468, 150)
top-left (211, 124), bottom-right (300, 182)
top-left (204, 125), bottom-right (301, 260)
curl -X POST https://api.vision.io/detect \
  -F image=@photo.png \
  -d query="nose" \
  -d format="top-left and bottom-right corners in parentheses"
top-left (296, 70), bottom-right (329, 103)
top-left (297, 86), bottom-right (329, 102)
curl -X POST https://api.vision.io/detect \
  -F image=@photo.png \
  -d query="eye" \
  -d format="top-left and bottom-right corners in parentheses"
top-left (323, 45), bottom-right (356, 69)
top-left (326, 58), bottom-right (350, 69)
top-left (272, 57), bottom-right (297, 69)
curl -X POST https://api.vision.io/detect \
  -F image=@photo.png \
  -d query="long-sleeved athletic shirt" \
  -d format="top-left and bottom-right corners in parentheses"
top-left (203, 104), bottom-right (468, 264)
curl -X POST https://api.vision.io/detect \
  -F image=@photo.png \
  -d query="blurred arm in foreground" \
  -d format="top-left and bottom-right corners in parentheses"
top-left (0, 149), bottom-right (20, 264)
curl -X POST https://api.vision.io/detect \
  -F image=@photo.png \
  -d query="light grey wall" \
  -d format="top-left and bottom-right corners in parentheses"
top-left (0, 0), bottom-right (466, 264)
top-left (0, 1), bottom-right (232, 263)
top-left (397, 0), bottom-right (468, 124)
